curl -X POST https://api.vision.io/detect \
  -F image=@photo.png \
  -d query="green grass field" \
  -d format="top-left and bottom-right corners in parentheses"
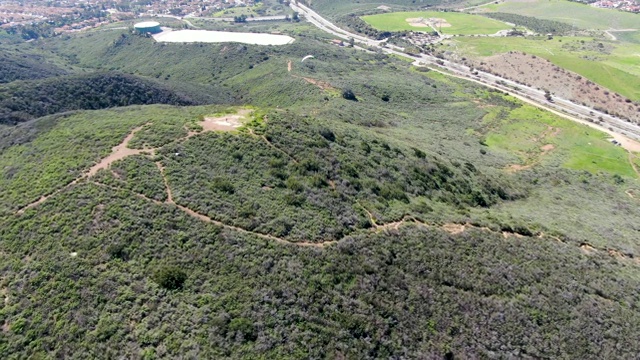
top-left (477, 0), bottom-right (640, 30)
top-left (614, 30), bottom-right (640, 44)
top-left (362, 11), bottom-right (511, 35)
top-left (452, 36), bottom-right (640, 101)
top-left (483, 103), bottom-right (636, 177)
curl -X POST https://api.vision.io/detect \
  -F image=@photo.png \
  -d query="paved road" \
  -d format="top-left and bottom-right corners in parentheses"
top-left (289, 1), bottom-right (640, 143)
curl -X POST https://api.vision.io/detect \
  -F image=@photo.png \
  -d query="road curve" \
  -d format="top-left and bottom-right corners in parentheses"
top-left (289, 1), bottom-right (640, 147)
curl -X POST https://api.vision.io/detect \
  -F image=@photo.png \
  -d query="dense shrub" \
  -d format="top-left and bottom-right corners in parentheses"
top-left (153, 266), bottom-right (188, 290)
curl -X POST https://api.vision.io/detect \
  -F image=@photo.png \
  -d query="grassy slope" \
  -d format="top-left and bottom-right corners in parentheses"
top-left (614, 30), bottom-right (640, 44)
top-left (308, 0), bottom-right (457, 18)
top-left (452, 36), bottom-right (640, 100)
top-left (479, 0), bottom-right (640, 30)
top-left (362, 11), bottom-right (511, 34)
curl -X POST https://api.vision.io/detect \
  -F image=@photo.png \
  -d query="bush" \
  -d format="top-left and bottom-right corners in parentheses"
top-left (342, 88), bottom-right (358, 101)
top-left (228, 318), bottom-right (256, 341)
top-left (153, 266), bottom-right (188, 290)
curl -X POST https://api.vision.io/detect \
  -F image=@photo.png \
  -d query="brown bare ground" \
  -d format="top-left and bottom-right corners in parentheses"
top-left (86, 125), bottom-right (151, 177)
top-left (202, 109), bottom-right (252, 132)
top-left (292, 75), bottom-right (336, 91)
top-left (406, 18), bottom-right (431, 27)
top-left (506, 164), bottom-right (533, 172)
top-left (442, 223), bottom-right (466, 235)
top-left (541, 144), bottom-right (555, 153)
top-left (407, 17), bottom-right (451, 28)
top-left (471, 51), bottom-right (640, 124)
top-left (581, 243), bottom-right (597, 254)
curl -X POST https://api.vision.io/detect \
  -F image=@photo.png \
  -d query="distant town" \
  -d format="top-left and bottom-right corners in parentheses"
top-left (589, 0), bottom-right (640, 12)
top-left (1, 0), bottom-right (638, 40)
top-left (0, 0), bottom-right (274, 37)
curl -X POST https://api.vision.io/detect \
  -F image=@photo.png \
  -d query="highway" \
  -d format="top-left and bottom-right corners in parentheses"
top-left (289, 1), bottom-right (640, 143)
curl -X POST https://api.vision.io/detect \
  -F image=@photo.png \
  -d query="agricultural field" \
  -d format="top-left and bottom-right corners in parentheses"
top-left (475, 0), bottom-right (640, 30)
top-left (362, 11), bottom-right (511, 35)
top-left (450, 36), bottom-right (640, 101)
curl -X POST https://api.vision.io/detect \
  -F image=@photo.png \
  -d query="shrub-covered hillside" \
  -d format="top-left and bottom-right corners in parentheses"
top-left (0, 52), bottom-right (69, 84)
top-left (0, 72), bottom-right (230, 125)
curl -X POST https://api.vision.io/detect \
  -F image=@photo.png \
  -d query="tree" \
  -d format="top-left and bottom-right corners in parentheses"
top-left (153, 265), bottom-right (188, 290)
top-left (292, 12), bottom-right (299, 22)
top-left (342, 88), bottom-right (357, 101)
top-left (229, 318), bottom-right (256, 341)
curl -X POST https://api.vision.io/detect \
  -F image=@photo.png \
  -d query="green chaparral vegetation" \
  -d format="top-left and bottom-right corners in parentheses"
top-left (362, 11), bottom-right (511, 35)
top-left (1, 5), bottom-right (640, 359)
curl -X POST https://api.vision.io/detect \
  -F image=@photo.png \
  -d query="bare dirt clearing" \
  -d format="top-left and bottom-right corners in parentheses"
top-left (406, 18), bottom-right (431, 27)
top-left (202, 109), bottom-right (252, 132)
top-left (442, 223), bottom-right (466, 235)
top-left (406, 17), bottom-right (451, 28)
top-left (293, 75), bottom-right (336, 91)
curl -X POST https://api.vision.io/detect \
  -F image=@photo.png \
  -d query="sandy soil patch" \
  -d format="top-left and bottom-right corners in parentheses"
top-left (201, 109), bottom-right (252, 132)
top-left (580, 243), bottom-right (597, 254)
top-left (541, 144), bottom-right (555, 153)
top-left (407, 17), bottom-right (452, 28)
top-left (442, 223), bottom-right (466, 235)
top-left (293, 75), bottom-right (335, 91)
top-left (377, 5), bottom-right (391, 10)
top-left (406, 18), bottom-right (431, 28)
top-left (429, 18), bottom-right (452, 28)
top-left (507, 164), bottom-right (533, 172)
top-left (153, 30), bottom-right (295, 45)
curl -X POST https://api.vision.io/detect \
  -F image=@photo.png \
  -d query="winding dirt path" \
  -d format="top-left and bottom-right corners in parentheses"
top-left (86, 125), bottom-right (152, 177)
top-left (18, 125), bottom-right (150, 214)
top-left (247, 128), bottom-right (298, 163)
top-left (15, 114), bottom-right (640, 258)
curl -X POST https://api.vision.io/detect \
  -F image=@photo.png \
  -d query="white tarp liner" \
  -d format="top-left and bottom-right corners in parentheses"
top-left (153, 30), bottom-right (295, 45)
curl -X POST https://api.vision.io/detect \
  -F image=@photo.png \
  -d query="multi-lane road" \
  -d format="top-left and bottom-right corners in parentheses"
top-left (289, 1), bottom-right (640, 144)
